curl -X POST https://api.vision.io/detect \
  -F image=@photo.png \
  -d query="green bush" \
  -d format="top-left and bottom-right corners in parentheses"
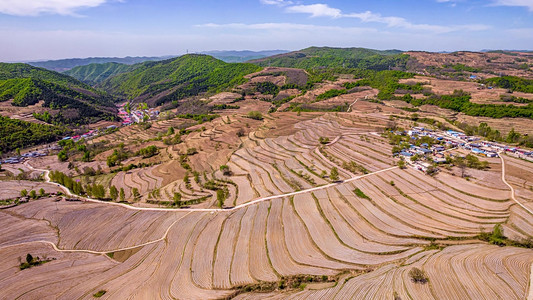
top-left (353, 188), bottom-right (370, 200)
top-left (247, 111), bottom-right (263, 120)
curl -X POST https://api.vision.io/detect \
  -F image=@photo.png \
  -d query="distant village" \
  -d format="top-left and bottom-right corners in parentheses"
top-left (118, 103), bottom-right (160, 126)
top-left (396, 126), bottom-right (533, 173)
top-left (1, 103), bottom-right (160, 165)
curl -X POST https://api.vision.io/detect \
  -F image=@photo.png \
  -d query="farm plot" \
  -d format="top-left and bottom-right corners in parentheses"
top-left (2, 111), bottom-right (533, 299)
top-left (237, 244), bottom-right (533, 300)
top-left (0, 180), bottom-right (62, 200)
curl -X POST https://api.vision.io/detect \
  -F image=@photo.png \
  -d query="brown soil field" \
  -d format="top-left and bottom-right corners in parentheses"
top-left (1, 109), bottom-right (532, 298)
top-left (400, 76), bottom-right (533, 104)
top-left (407, 51), bottom-right (533, 79)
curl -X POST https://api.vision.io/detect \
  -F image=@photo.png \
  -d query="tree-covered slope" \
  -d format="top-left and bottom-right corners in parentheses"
top-left (249, 47), bottom-right (409, 70)
top-left (0, 63), bottom-right (117, 124)
top-left (484, 76), bottom-right (533, 93)
top-left (0, 115), bottom-right (69, 153)
top-left (64, 62), bottom-right (138, 85)
top-left (101, 54), bottom-right (261, 105)
top-left (0, 63), bottom-right (91, 89)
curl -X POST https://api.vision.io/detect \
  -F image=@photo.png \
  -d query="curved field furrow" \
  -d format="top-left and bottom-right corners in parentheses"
top-left (368, 175), bottom-right (501, 233)
top-left (266, 198), bottom-right (335, 276)
top-left (406, 168), bottom-right (512, 212)
top-left (293, 191), bottom-right (422, 266)
top-left (374, 172), bottom-right (508, 224)
top-left (355, 179), bottom-right (475, 236)
top-left (318, 188), bottom-right (410, 253)
top-left (191, 213), bottom-right (227, 289)
top-left (281, 198), bottom-right (355, 270)
top-left (230, 206), bottom-right (257, 286)
top-left (9, 199), bottom-right (181, 251)
top-left (248, 201), bottom-right (278, 282)
top-left (329, 187), bottom-right (425, 246)
top-left (336, 184), bottom-right (438, 238)
top-left (396, 168), bottom-right (512, 214)
top-left (329, 143), bottom-right (390, 171)
top-left (0, 243), bottom-right (115, 300)
top-left (168, 213), bottom-right (232, 300)
top-left (213, 209), bottom-right (246, 289)
top-left (0, 212), bottom-right (57, 248)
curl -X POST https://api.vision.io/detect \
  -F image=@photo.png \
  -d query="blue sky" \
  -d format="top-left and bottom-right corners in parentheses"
top-left (0, 0), bottom-right (532, 61)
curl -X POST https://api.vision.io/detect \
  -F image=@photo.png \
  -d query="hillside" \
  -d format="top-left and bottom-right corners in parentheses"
top-left (28, 56), bottom-right (170, 72)
top-left (64, 62), bottom-right (138, 85)
top-left (100, 54), bottom-right (261, 106)
top-left (249, 46), bottom-right (409, 70)
top-left (407, 51), bottom-right (533, 79)
top-left (0, 116), bottom-right (68, 153)
top-left (0, 63), bottom-right (117, 125)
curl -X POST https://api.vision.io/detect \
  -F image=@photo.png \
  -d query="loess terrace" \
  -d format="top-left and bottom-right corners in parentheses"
top-left (0, 109), bottom-right (532, 299)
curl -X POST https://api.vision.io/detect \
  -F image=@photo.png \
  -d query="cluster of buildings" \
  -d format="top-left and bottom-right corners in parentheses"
top-left (395, 126), bottom-right (533, 173)
top-left (118, 104), bottom-right (160, 126)
top-left (2, 149), bottom-right (48, 165)
top-left (62, 129), bottom-right (99, 143)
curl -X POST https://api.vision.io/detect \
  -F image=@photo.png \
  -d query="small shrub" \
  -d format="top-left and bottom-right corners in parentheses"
top-left (220, 165), bottom-right (232, 176)
top-left (319, 137), bottom-right (330, 144)
top-left (330, 167), bottom-right (339, 181)
top-left (247, 111), bottom-right (263, 120)
top-left (353, 188), bottom-right (370, 200)
top-left (409, 267), bottom-right (428, 284)
top-left (93, 290), bottom-right (106, 298)
top-left (186, 148), bottom-right (198, 156)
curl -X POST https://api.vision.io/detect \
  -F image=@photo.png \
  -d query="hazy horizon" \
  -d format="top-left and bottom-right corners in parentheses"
top-left (1, 0), bottom-right (533, 61)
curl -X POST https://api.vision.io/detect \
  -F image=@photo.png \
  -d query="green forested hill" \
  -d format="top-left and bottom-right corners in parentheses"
top-left (100, 54), bottom-right (261, 105)
top-left (0, 63), bottom-right (91, 89)
top-left (64, 62), bottom-right (138, 85)
top-left (0, 63), bottom-right (117, 124)
top-left (249, 47), bottom-right (409, 70)
top-left (0, 116), bottom-right (69, 153)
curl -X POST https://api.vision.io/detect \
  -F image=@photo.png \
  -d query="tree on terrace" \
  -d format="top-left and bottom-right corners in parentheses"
top-left (453, 156), bottom-right (467, 178)
top-left (109, 186), bottom-right (118, 201)
top-left (330, 167), bottom-right (339, 181)
top-left (409, 267), bottom-right (428, 284)
top-left (119, 188), bottom-right (125, 202)
top-left (173, 192), bottom-right (182, 207)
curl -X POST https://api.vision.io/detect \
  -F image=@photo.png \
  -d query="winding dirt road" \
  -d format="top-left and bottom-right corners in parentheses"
top-left (499, 152), bottom-right (533, 216)
top-left (25, 161), bottom-right (397, 213)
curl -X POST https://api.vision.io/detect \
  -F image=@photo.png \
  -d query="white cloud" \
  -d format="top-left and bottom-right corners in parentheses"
top-left (286, 4), bottom-right (342, 18)
top-left (260, 0), bottom-right (293, 6)
top-left (0, 0), bottom-right (118, 16)
top-left (282, 3), bottom-right (489, 33)
top-left (492, 0), bottom-right (533, 11)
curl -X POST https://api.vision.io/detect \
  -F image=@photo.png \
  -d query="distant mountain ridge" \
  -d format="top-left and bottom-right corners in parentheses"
top-left (28, 51), bottom-right (288, 72)
top-left (28, 56), bottom-right (173, 72)
top-left (249, 47), bottom-right (409, 70)
top-left (64, 62), bottom-right (139, 85)
top-left (200, 50), bottom-right (289, 62)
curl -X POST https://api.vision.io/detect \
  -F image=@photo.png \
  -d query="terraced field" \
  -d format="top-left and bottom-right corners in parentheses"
top-left (0, 111), bottom-right (532, 299)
